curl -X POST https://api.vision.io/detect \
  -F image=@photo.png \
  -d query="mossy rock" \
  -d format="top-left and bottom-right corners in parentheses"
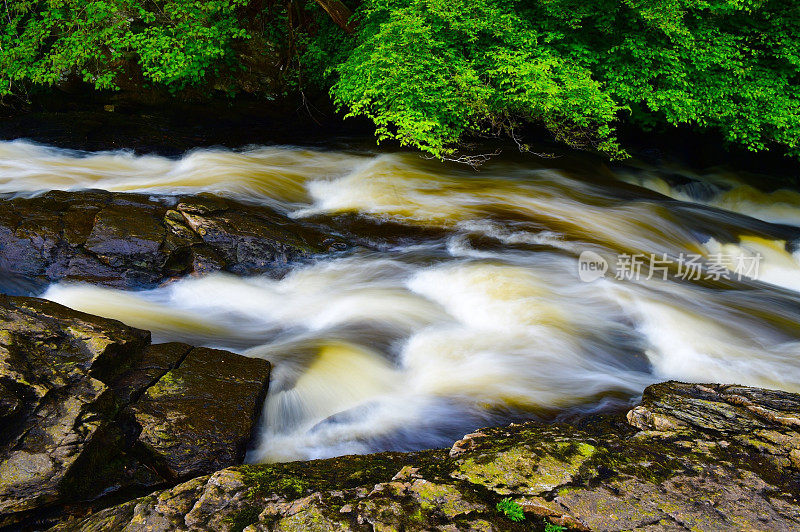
top-left (56, 381), bottom-right (800, 531)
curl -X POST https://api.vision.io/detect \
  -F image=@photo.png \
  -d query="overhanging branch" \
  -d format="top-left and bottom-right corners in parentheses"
top-left (313, 0), bottom-right (356, 33)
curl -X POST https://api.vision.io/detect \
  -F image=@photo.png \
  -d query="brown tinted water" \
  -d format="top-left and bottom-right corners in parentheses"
top-left (3, 140), bottom-right (800, 461)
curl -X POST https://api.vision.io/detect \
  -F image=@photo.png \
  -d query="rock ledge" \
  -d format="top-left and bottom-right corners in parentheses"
top-left (55, 381), bottom-right (800, 531)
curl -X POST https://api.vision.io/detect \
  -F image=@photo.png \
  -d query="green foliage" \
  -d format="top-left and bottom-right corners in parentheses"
top-left (333, 0), bottom-right (623, 158)
top-left (544, 519), bottom-right (566, 532)
top-left (0, 0), bottom-right (250, 94)
top-left (333, 0), bottom-right (800, 159)
top-left (589, 0), bottom-right (800, 158)
top-left (496, 497), bottom-right (525, 522)
top-left (1, 0), bottom-right (798, 160)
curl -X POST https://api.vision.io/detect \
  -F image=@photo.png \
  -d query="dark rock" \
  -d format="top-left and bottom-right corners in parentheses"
top-left (111, 343), bottom-right (193, 405)
top-left (187, 245), bottom-right (226, 276)
top-left (55, 381), bottom-right (800, 531)
top-left (0, 295), bottom-right (149, 525)
top-left (0, 380), bottom-right (23, 422)
top-left (84, 204), bottom-right (167, 271)
top-left (0, 191), bottom-right (348, 291)
top-left (130, 347), bottom-right (270, 480)
top-left (175, 203), bottom-right (322, 276)
top-left (0, 296), bottom-right (270, 528)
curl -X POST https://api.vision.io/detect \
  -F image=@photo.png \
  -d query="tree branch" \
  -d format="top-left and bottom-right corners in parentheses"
top-left (314, 0), bottom-right (356, 33)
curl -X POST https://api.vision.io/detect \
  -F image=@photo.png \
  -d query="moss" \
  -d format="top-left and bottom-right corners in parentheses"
top-left (273, 503), bottom-right (349, 531)
top-left (276, 477), bottom-right (309, 498)
top-left (455, 441), bottom-right (596, 496)
top-left (410, 480), bottom-right (482, 518)
top-left (225, 505), bottom-right (262, 532)
top-left (241, 449), bottom-right (451, 500)
top-left (145, 370), bottom-right (185, 397)
top-left (241, 466), bottom-right (309, 499)
top-left (580, 435), bottom-right (702, 487)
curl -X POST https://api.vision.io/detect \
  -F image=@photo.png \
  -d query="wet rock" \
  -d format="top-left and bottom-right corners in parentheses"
top-left (452, 436), bottom-right (597, 496)
top-left (175, 203), bottom-right (323, 276)
top-left (131, 348), bottom-right (270, 480)
top-left (0, 296), bottom-right (270, 528)
top-left (111, 343), bottom-right (193, 405)
top-left (85, 204), bottom-right (167, 271)
top-left (0, 295), bottom-right (149, 526)
top-left (448, 382), bottom-right (800, 531)
top-left (57, 381), bottom-right (800, 531)
top-left (0, 191), bottom-right (348, 291)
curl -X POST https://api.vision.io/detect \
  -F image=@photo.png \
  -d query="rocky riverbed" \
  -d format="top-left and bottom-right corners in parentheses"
top-left (2, 293), bottom-right (800, 530)
top-left (3, 140), bottom-right (800, 531)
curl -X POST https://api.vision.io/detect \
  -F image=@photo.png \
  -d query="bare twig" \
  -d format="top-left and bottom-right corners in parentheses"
top-left (507, 124), bottom-right (560, 159)
top-left (421, 149), bottom-right (502, 169)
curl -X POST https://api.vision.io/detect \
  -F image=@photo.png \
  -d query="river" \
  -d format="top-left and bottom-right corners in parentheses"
top-left (2, 139), bottom-right (800, 462)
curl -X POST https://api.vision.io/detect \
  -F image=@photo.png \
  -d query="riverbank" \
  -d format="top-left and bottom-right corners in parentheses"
top-left (59, 379), bottom-right (800, 531)
top-left (2, 101), bottom-right (798, 180)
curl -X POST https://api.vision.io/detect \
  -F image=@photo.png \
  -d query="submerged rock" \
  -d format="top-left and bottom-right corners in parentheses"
top-left (0, 191), bottom-right (347, 291)
top-left (0, 296), bottom-right (270, 528)
top-left (56, 381), bottom-right (800, 531)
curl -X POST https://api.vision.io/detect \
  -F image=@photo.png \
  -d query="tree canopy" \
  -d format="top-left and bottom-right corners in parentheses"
top-left (1, 0), bottom-right (798, 159)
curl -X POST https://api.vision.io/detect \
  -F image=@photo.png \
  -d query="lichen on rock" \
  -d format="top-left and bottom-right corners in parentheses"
top-left (54, 381), bottom-right (800, 531)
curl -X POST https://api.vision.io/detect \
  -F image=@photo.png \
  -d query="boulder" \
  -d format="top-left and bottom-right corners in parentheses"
top-left (131, 347), bottom-right (271, 480)
top-left (0, 191), bottom-right (347, 292)
top-left (56, 381), bottom-right (800, 531)
top-left (0, 295), bottom-right (150, 524)
top-left (0, 296), bottom-right (270, 528)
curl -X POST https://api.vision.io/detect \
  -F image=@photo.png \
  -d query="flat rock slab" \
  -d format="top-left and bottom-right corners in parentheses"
top-left (0, 191), bottom-right (347, 291)
top-left (0, 296), bottom-right (270, 528)
top-left (131, 347), bottom-right (270, 480)
top-left (57, 381), bottom-right (800, 531)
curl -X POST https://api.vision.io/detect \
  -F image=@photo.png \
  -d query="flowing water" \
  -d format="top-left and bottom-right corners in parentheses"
top-left (3, 139), bottom-right (800, 462)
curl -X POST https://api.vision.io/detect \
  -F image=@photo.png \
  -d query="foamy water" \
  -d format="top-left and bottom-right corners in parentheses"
top-left (4, 140), bottom-right (800, 461)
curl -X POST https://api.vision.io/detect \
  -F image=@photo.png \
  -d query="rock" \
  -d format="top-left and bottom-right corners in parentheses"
top-left (175, 202), bottom-right (324, 276)
top-left (452, 435), bottom-right (597, 496)
top-left (57, 381), bottom-right (800, 531)
top-left (111, 343), bottom-right (193, 405)
top-left (0, 294), bottom-right (149, 526)
top-left (0, 191), bottom-right (348, 291)
top-left (131, 347), bottom-right (270, 480)
top-left (84, 203), bottom-right (167, 272)
top-left (0, 296), bottom-right (270, 528)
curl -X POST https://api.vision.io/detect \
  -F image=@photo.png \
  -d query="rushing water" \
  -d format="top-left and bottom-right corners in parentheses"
top-left (3, 139), bottom-right (800, 462)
